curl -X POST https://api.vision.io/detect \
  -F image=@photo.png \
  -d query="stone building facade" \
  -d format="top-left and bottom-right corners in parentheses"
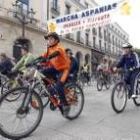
top-left (0, 0), bottom-right (129, 73)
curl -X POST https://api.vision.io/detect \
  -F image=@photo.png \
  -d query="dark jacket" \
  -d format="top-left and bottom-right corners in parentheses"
top-left (0, 58), bottom-right (14, 74)
top-left (116, 51), bottom-right (140, 72)
top-left (70, 57), bottom-right (79, 77)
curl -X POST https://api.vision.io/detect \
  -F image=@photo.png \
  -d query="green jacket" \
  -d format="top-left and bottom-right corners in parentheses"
top-left (13, 53), bottom-right (35, 72)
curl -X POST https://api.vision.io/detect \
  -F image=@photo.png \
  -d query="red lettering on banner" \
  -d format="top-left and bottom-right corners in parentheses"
top-left (63, 21), bottom-right (81, 28)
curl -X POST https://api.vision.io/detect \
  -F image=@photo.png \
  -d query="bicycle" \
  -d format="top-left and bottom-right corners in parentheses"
top-left (0, 72), bottom-right (8, 86)
top-left (77, 72), bottom-right (91, 87)
top-left (0, 60), bottom-right (84, 140)
top-left (1, 69), bottom-right (50, 108)
top-left (111, 74), bottom-right (140, 113)
top-left (97, 71), bottom-right (111, 91)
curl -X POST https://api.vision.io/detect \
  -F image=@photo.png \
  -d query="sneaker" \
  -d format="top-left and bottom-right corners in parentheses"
top-left (131, 94), bottom-right (137, 98)
top-left (62, 105), bottom-right (70, 117)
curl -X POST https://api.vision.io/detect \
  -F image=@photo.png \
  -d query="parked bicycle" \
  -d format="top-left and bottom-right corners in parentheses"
top-left (0, 60), bottom-right (84, 140)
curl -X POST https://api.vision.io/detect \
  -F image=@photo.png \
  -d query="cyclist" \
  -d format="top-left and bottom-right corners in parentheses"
top-left (36, 32), bottom-right (71, 116)
top-left (12, 41), bottom-right (35, 75)
top-left (97, 59), bottom-right (110, 82)
top-left (65, 48), bottom-right (79, 82)
top-left (0, 53), bottom-right (14, 75)
top-left (113, 43), bottom-right (140, 98)
top-left (0, 53), bottom-right (14, 86)
top-left (81, 62), bottom-right (90, 82)
top-left (97, 59), bottom-right (108, 72)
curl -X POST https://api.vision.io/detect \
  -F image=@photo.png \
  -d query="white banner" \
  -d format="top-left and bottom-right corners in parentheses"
top-left (47, 0), bottom-right (130, 35)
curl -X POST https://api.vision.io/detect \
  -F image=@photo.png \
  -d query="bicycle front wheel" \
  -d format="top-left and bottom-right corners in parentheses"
top-left (105, 81), bottom-right (110, 90)
top-left (97, 79), bottom-right (103, 91)
top-left (111, 82), bottom-right (127, 113)
top-left (0, 87), bottom-right (43, 140)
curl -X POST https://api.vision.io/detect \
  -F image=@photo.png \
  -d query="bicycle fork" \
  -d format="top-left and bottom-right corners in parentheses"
top-left (17, 82), bottom-right (36, 115)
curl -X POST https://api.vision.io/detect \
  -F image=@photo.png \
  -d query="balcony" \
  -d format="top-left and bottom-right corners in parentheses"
top-left (65, 33), bottom-right (74, 40)
top-left (51, 2), bottom-right (60, 16)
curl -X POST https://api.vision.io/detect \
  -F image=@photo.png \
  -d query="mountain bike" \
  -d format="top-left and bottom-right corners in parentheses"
top-left (0, 60), bottom-right (84, 140)
top-left (1, 69), bottom-right (50, 107)
top-left (111, 74), bottom-right (140, 113)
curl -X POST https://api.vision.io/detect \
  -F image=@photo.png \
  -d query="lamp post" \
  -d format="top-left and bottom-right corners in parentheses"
top-left (12, 0), bottom-right (36, 37)
top-left (47, 0), bottom-right (49, 20)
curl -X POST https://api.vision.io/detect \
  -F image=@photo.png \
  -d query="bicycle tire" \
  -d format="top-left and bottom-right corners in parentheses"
top-left (105, 81), bottom-right (110, 90)
top-left (0, 87), bottom-right (43, 139)
top-left (97, 79), bottom-right (103, 91)
top-left (34, 82), bottom-right (50, 108)
top-left (1, 79), bottom-right (21, 101)
top-left (64, 83), bottom-right (84, 120)
top-left (111, 82), bottom-right (127, 113)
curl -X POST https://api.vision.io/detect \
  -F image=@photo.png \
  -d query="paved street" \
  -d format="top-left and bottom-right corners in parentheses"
top-left (1, 82), bottom-right (140, 140)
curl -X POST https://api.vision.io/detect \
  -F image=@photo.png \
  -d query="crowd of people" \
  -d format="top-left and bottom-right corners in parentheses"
top-left (0, 32), bottom-right (139, 103)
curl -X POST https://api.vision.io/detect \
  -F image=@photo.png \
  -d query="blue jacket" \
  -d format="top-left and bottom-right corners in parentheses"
top-left (116, 51), bottom-right (140, 72)
top-left (70, 57), bottom-right (79, 76)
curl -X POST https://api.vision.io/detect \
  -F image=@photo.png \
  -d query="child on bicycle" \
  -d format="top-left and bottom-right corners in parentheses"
top-left (36, 32), bottom-right (71, 116)
top-left (113, 43), bottom-right (140, 98)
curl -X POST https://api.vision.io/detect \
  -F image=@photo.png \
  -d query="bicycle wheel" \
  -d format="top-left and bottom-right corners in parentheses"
top-left (0, 75), bottom-right (7, 85)
top-left (105, 81), bottom-right (110, 90)
top-left (87, 77), bottom-right (91, 86)
top-left (77, 77), bottom-right (84, 88)
top-left (97, 79), bottom-right (103, 91)
top-left (1, 79), bottom-right (21, 102)
top-left (34, 82), bottom-right (50, 108)
top-left (0, 87), bottom-right (43, 139)
top-left (133, 80), bottom-right (140, 106)
top-left (111, 82), bottom-right (127, 113)
top-left (64, 83), bottom-right (84, 120)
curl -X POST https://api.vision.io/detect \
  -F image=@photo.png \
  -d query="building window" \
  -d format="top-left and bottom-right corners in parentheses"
top-left (104, 43), bottom-right (106, 51)
top-left (85, 33), bottom-right (89, 46)
top-left (77, 31), bottom-right (81, 42)
top-left (85, 2), bottom-right (88, 8)
top-left (99, 27), bottom-right (102, 38)
top-left (18, 0), bottom-right (29, 12)
top-left (104, 30), bottom-right (107, 41)
top-left (52, 0), bottom-right (58, 10)
top-left (112, 36), bottom-right (114, 45)
top-left (93, 37), bottom-right (96, 48)
top-left (65, 4), bottom-right (71, 14)
top-left (115, 38), bottom-right (117, 47)
top-left (108, 33), bottom-right (111, 43)
top-left (92, 28), bottom-right (96, 35)
top-left (108, 45), bottom-right (111, 52)
top-left (113, 47), bottom-right (115, 54)
top-left (99, 40), bottom-right (101, 50)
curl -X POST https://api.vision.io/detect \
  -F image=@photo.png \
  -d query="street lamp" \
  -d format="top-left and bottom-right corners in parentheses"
top-left (12, 0), bottom-right (37, 37)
